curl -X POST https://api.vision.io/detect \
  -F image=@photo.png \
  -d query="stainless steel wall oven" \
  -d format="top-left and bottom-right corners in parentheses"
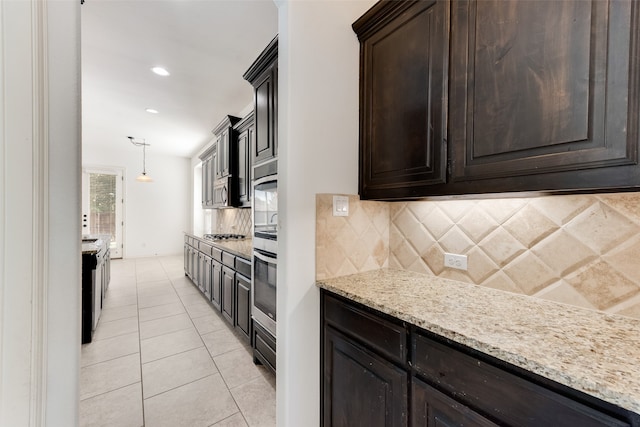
top-left (252, 174), bottom-right (277, 337)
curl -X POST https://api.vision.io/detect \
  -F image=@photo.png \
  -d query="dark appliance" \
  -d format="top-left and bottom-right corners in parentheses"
top-left (81, 238), bottom-right (110, 344)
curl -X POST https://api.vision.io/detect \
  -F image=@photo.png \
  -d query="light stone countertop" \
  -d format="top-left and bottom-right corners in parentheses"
top-left (317, 268), bottom-right (640, 414)
top-left (187, 233), bottom-right (252, 260)
top-left (210, 238), bottom-right (253, 260)
top-left (81, 234), bottom-right (110, 255)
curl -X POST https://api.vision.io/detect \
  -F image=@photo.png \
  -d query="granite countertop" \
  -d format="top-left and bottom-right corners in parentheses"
top-left (187, 233), bottom-right (253, 260)
top-left (317, 268), bottom-right (640, 414)
top-left (81, 234), bottom-right (110, 255)
top-left (210, 238), bottom-right (252, 260)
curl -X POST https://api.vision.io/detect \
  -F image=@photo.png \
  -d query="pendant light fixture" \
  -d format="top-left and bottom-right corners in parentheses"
top-left (128, 136), bottom-right (153, 182)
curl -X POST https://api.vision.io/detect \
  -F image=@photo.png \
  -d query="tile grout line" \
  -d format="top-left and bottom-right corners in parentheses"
top-left (206, 411), bottom-right (246, 427)
top-left (124, 256), bottom-right (272, 426)
top-left (91, 321), bottom-right (139, 342)
top-left (143, 372), bottom-right (220, 401)
top-left (134, 259), bottom-right (147, 427)
top-left (80, 379), bottom-right (141, 403)
top-left (80, 349), bottom-right (140, 369)
top-left (140, 261), bottom-right (219, 408)
top-left (166, 263), bottom-right (252, 425)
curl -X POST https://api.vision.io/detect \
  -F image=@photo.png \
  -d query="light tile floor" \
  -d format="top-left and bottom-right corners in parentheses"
top-left (80, 255), bottom-right (276, 427)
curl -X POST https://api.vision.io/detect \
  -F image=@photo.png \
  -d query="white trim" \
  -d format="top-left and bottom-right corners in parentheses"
top-left (0, 0), bottom-right (6, 419)
top-left (30, 0), bottom-right (49, 424)
top-left (1, 1), bottom-right (79, 424)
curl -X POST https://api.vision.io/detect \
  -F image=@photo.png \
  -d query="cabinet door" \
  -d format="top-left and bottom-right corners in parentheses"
top-left (221, 266), bottom-right (235, 325)
top-left (253, 63), bottom-right (277, 165)
top-left (412, 378), bottom-right (497, 427)
top-left (237, 126), bottom-right (253, 207)
top-left (207, 156), bottom-right (215, 206)
top-left (201, 157), bottom-right (208, 207)
top-left (203, 255), bottom-right (212, 300)
top-left (234, 273), bottom-right (251, 340)
top-left (450, 0), bottom-right (640, 190)
top-left (188, 247), bottom-right (196, 281)
top-left (184, 244), bottom-right (189, 276)
top-left (197, 252), bottom-right (204, 292)
top-left (323, 326), bottom-right (407, 427)
top-left (215, 135), bottom-right (224, 178)
top-left (200, 154), bottom-right (215, 208)
top-left (222, 129), bottom-right (231, 177)
top-left (211, 259), bottom-right (222, 311)
top-left (355, 0), bottom-right (449, 200)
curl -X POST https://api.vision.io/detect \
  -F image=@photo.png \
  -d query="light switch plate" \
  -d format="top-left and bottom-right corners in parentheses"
top-left (333, 195), bottom-right (349, 217)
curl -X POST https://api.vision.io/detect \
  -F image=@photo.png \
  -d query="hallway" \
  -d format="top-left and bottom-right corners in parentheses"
top-left (80, 255), bottom-right (276, 427)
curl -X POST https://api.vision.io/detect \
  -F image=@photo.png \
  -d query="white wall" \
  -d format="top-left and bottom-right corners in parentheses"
top-left (83, 146), bottom-right (190, 257)
top-left (277, 0), bottom-right (375, 425)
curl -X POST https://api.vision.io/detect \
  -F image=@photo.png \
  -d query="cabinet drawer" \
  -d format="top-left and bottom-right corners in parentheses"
top-left (323, 293), bottom-right (406, 365)
top-left (199, 242), bottom-right (212, 257)
top-left (253, 320), bottom-right (276, 374)
top-left (222, 252), bottom-right (235, 268)
top-left (412, 332), bottom-right (630, 427)
top-left (236, 256), bottom-right (251, 278)
top-left (211, 246), bottom-right (222, 262)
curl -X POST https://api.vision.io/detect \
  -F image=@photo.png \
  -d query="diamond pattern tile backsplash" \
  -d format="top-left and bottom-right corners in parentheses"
top-left (210, 208), bottom-right (252, 237)
top-left (316, 194), bottom-right (389, 280)
top-left (316, 193), bottom-right (640, 320)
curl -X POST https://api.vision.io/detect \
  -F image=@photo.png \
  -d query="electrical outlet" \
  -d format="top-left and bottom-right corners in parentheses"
top-left (444, 253), bottom-right (468, 270)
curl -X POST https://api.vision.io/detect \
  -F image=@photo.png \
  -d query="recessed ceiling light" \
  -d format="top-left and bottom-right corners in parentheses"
top-left (151, 66), bottom-right (170, 76)
top-left (145, 108), bottom-right (159, 114)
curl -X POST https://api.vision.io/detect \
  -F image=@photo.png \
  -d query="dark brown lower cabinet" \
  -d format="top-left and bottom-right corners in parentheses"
top-left (412, 377), bottom-right (497, 427)
top-left (201, 254), bottom-right (212, 301)
top-left (235, 273), bottom-right (251, 340)
top-left (323, 326), bottom-right (407, 427)
top-left (210, 258), bottom-right (222, 311)
top-left (183, 236), bottom-right (252, 345)
top-left (221, 266), bottom-right (235, 325)
top-left (321, 290), bottom-right (639, 427)
top-left (252, 320), bottom-right (276, 375)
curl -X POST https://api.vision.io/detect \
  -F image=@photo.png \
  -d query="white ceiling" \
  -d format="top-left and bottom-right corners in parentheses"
top-left (81, 0), bottom-right (278, 158)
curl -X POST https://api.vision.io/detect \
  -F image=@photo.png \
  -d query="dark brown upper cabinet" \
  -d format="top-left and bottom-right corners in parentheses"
top-left (354, 0), bottom-right (449, 200)
top-left (244, 36), bottom-right (278, 168)
top-left (199, 146), bottom-right (215, 208)
top-left (212, 115), bottom-right (240, 180)
top-left (234, 112), bottom-right (255, 207)
top-left (355, 0), bottom-right (640, 199)
top-left (211, 115), bottom-right (240, 207)
top-left (450, 0), bottom-right (640, 190)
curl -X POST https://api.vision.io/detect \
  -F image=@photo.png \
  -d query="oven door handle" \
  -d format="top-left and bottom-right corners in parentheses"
top-left (254, 250), bottom-right (277, 264)
top-left (253, 174), bottom-right (278, 187)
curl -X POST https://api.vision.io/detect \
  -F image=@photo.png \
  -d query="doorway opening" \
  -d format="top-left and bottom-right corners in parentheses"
top-left (82, 167), bottom-right (124, 258)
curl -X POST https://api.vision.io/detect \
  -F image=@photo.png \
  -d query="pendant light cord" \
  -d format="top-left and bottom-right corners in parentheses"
top-left (142, 142), bottom-right (147, 175)
top-left (128, 136), bottom-right (151, 180)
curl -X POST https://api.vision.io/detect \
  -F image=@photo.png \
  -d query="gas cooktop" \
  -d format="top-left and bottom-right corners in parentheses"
top-left (203, 233), bottom-right (246, 241)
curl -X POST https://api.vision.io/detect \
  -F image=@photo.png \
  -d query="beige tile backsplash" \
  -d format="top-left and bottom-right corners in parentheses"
top-left (316, 193), bottom-right (640, 320)
top-left (209, 208), bottom-right (252, 237)
top-left (316, 195), bottom-right (389, 280)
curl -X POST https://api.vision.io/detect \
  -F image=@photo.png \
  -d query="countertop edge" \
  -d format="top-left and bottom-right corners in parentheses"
top-left (185, 232), bottom-right (252, 260)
